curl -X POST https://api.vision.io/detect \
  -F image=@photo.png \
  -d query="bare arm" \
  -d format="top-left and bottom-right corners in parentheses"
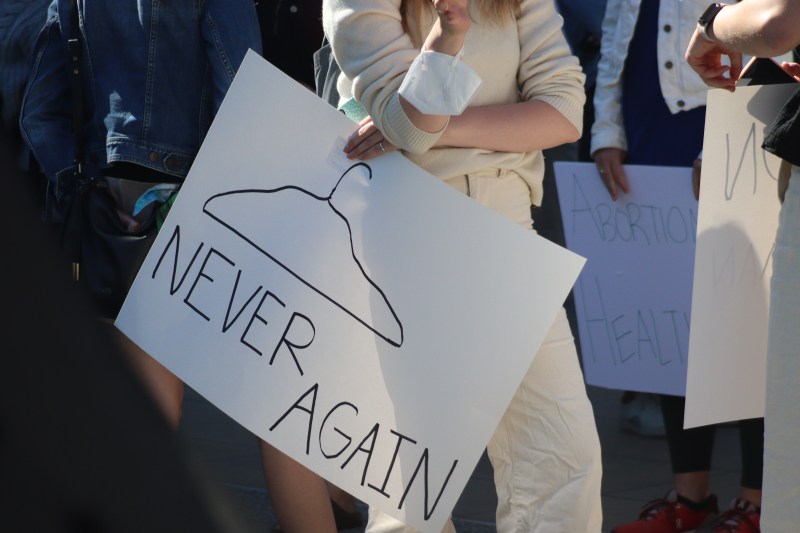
top-left (337, 0), bottom-right (583, 158)
top-left (686, 0), bottom-right (800, 90)
top-left (344, 98), bottom-right (580, 159)
top-left (711, 0), bottom-right (800, 58)
top-left (436, 99), bottom-right (581, 152)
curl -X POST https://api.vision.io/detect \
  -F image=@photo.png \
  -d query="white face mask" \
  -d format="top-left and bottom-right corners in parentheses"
top-left (398, 49), bottom-right (482, 116)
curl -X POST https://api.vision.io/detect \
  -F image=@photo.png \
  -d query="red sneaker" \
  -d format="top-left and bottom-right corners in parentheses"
top-left (611, 490), bottom-right (718, 533)
top-left (695, 498), bottom-right (760, 532)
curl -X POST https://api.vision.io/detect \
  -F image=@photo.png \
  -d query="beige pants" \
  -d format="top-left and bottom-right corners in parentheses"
top-left (366, 171), bottom-right (603, 532)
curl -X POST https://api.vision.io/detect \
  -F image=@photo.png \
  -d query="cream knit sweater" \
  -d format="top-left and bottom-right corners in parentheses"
top-left (323, 0), bottom-right (585, 205)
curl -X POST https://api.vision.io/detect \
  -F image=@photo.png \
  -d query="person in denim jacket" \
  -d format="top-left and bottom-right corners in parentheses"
top-left (20, 0), bottom-right (261, 221)
top-left (19, 0), bottom-right (261, 426)
top-left (593, 2), bottom-right (765, 533)
top-left (0, 0), bottom-right (49, 161)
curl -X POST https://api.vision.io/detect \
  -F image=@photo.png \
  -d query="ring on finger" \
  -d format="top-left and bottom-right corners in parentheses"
top-left (598, 168), bottom-right (606, 175)
top-left (378, 141), bottom-right (386, 152)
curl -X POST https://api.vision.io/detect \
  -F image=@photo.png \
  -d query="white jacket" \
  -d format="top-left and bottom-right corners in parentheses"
top-left (590, 0), bottom-right (709, 155)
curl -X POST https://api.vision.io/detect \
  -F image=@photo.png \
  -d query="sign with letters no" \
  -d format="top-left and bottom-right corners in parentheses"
top-left (116, 52), bottom-right (584, 532)
top-left (684, 84), bottom-right (795, 429)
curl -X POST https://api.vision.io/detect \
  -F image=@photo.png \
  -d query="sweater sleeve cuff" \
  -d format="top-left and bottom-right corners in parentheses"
top-left (383, 93), bottom-right (447, 155)
top-left (534, 93), bottom-right (584, 136)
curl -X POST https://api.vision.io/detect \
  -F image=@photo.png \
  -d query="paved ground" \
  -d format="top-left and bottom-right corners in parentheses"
top-left (179, 385), bottom-right (745, 532)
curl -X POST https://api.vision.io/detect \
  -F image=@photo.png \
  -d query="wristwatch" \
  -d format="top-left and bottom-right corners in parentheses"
top-left (698, 3), bottom-right (726, 41)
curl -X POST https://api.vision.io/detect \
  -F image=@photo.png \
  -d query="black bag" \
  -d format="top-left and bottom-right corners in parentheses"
top-left (57, 0), bottom-right (158, 318)
top-left (59, 175), bottom-right (158, 318)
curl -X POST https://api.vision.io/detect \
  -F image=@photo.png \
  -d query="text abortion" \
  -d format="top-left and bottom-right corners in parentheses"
top-left (569, 174), bottom-right (698, 246)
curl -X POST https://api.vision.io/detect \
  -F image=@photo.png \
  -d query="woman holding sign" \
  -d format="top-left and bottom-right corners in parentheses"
top-left (321, 0), bottom-right (603, 531)
top-left (592, 2), bottom-right (765, 532)
top-left (686, 1), bottom-right (800, 531)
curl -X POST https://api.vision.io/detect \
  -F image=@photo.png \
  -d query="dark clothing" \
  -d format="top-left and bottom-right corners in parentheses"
top-left (661, 396), bottom-right (764, 489)
top-left (764, 85), bottom-right (800, 166)
top-left (621, 0), bottom-right (705, 166)
top-left (313, 36), bottom-right (341, 107)
top-left (257, 0), bottom-right (323, 88)
top-left (0, 0), bottom-right (50, 168)
top-left (20, 0), bottom-right (261, 194)
top-left (554, 0), bottom-right (605, 92)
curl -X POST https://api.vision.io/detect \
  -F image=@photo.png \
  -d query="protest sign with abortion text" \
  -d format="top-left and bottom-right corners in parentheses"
top-left (555, 162), bottom-right (697, 396)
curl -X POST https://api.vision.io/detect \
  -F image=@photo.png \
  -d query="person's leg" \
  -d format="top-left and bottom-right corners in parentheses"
top-left (660, 394), bottom-right (716, 502)
top-left (486, 307), bottom-right (603, 532)
top-left (115, 326), bottom-right (184, 428)
top-left (452, 170), bottom-right (602, 531)
top-left (737, 417), bottom-right (764, 507)
top-left (458, 171), bottom-right (603, 531)
top-left (691, 418), bottom-right (764, 532)
top-left (611, 396), bottom-right (718, 532)
top-left (259, 441), bottom-right (337, 533)
top-left (673, 471), bottom-right (712, 504)
top-left (761, 166), bottom-right (800, 533)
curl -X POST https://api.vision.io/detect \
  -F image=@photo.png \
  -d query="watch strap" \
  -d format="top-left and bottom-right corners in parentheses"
top-left (698, 3), bottom-right (726, 41)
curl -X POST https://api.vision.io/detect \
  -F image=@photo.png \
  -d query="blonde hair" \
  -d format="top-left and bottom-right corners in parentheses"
top-left (400, 0), bottom-right (521, 35)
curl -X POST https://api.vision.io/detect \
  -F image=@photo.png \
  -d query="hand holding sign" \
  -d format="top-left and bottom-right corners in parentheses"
top-left (117, 53), bottom-right (586, 532)
top-left (593, 147), bottom-right (630, 200)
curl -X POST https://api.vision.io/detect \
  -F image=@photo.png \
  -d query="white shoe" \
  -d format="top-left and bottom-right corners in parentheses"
top-left (619, 393), bottom-right (666, 437)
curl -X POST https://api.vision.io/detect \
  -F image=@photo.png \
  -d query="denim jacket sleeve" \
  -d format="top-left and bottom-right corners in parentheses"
top-left (20, 0), bottom-right (261, 194)
top-left (19, 5), bottom-right (76, 196)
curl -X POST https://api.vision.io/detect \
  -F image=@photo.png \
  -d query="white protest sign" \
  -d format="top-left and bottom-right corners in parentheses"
top-left (116, 51), bottom-right (585, 532)
top-left (555, 162), bottom-right (697, 395)
top-left (684, 84), bottom-right (794, 429)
